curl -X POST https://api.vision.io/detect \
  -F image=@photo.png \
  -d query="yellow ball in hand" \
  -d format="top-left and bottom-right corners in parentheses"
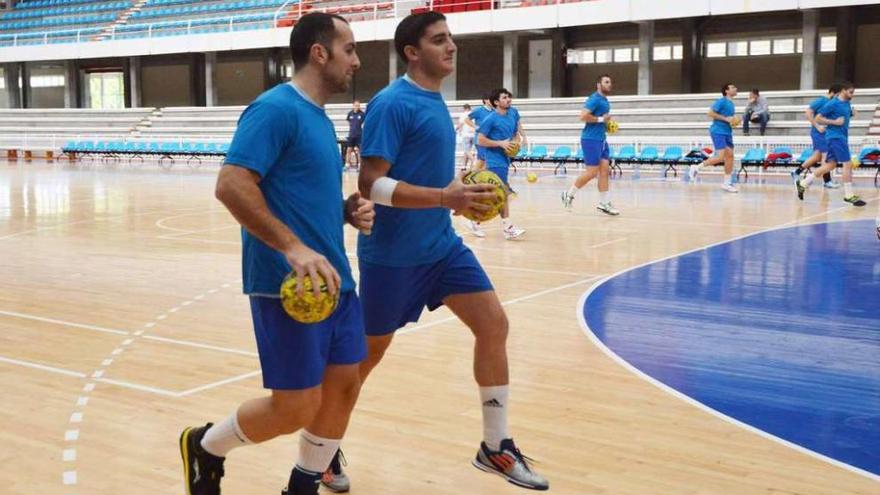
top-left (280, 272), bottom-right (339, 324)
top-left (851, 157), bottom-right (861, 169)
top-left (461, 170), bottom-right (506, 222)
top-left (605, 120), bottom-right (619, 135)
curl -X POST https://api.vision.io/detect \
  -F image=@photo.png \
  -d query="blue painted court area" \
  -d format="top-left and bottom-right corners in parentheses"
top-left (583, 220), bottom-right (880, 476)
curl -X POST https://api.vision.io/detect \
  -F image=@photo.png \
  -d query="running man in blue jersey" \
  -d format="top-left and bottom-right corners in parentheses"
top-left (309, 12), bottom-right (550, 492)
top-left (797, 82), bottom-right (865, 206)
top-left (791, 83), bottom-right (842, 188)
top-left (478, 87), bottom-right (528, 240)
top-left (179, 13), bottom-right (375, 495)
top-left (561, 73), bottom-right (620, 215)
top-left (467, 93), bottom-right (495, 169)
top-left (689, 83), bottom-right (740, 193)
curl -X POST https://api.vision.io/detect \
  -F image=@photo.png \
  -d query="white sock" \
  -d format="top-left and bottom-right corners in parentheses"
top-left (844, 182), bottom-right (853, 198)
top-left (567, 185), bottom-right (579, 198)
top-left (502, 218), bottom-right (511, 229)
top-left (297, 430), bottom-right (341, 474)
top-left (695, 162), bottom-right (705, 171)
top-left (599, 191), bottom-right (609, 204)
top-left (480, 385), bottom-right (509, 451)
top-left (802, 173), bottom-right (815, 189)
top-left (201, 412), bottom-right (253, 458)
top-left (723, 174), bottom-right (732, 185)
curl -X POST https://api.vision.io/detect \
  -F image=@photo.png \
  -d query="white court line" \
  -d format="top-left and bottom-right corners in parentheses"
top-left (176, 370), bottom-right (263, 397)
top-left (0, 356), bottom-right (86, 378)
top-left (156, 236), bottom-right (239, 246)
top-left (153, 210), bottom-right (217, 233)
top-left (589, 237), bottom-right (628, 249)
top-left (0, 310), bottom-right (129, 336)
top-left (398, 275), bottom-right (603, 336)
top-left (159, 224), bottom-right (239, 238)
top-left (62, 471), bottom-right (77, 485)
top-left (575, 216), bottom-right (880, 483)
top-left (94, 378), bottom-right (180, 398)
top-left (142, 335), bottom-right (258, 357)
top-left (64, 430), bottom-right (79, 441)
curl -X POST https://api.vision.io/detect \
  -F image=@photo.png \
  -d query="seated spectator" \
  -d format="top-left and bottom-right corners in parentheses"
top-left (744, 88), bottom-right (770, 136)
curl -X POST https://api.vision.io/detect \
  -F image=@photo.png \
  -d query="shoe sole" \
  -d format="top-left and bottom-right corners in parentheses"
top-left (471, 459), bottom-right (548, 491)
top-left (597, 208), bottom-right (620, 216)
top-left (179, 428), bottom-right (194, 495)
top-left (320, 481), bottom-right (350, 493)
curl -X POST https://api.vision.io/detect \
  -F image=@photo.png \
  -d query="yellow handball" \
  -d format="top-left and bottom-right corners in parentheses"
top-left (506, 140), bottom-right (521, 158)
top-left (279, 271), bottom-right (339, 324)
top-left (461, 170), bottom-right (506, 223)
top-left (527, 172), bottom-right (538, 183)
top-left (730, 116), bottom-right (742, 128)
top-left (605, 119), bottom-right (619, 135)
top-left (851, 157), bottom-right (861, 169)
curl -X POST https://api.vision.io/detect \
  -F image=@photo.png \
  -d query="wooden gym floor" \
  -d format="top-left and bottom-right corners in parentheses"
top-left (1, 161), bottom-right (877, 495)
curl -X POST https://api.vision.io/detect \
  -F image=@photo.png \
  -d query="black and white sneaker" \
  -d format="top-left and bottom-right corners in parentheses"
top-left (473, 438), bottom-right (549, 491)
top-left (321, 449), bottom-right (350, 493)
top-left (179, 424), bottom-right (225, 495)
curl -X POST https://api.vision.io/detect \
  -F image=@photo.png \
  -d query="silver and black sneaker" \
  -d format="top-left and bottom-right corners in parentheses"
top-left (472, 438), bottom-right (549, 491)
top-left (321, 449), bottom-right (350, 493)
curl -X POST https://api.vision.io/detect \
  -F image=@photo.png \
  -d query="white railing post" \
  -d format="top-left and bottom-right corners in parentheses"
top-left (273, 0), bottom-right (293, 24)
top-left (187, 19), bottom-right (192, 35)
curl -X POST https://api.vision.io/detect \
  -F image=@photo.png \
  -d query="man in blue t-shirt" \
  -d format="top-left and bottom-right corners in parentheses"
top-left (791, 84), bottom-right (842, 188)
top-left (561, 73), bottom-right (620, 215)
top-left (477, 87), bottom-right (527, 240)
top-left (689, 83), bottom-right (740, 193)
top-left (337, 12), bottom-right (550, 492)
top-left (178, 14), bottom-right (376, 495)
top-left (345, 99), bottom-right (365, 168)
top-left (466, 93), bottom-right (494, 170)
top-left (797, 82), bottom-right (865, 206)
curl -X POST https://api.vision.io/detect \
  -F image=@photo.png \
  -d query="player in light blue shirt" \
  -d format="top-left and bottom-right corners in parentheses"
top-left (178, 14), bottom-right (377, 495)
top-left (561, 73), bottom-right (620, 215)
top-left (791, 83), bottom-right (843, 188)
top-left (477, 87), bottom-right (528, 239)
top-left (466, 93), bottom-right (494, 169)
top-left (689, 83), bottom-right (740, 193)
top-left (350, 11), bottom-right (549, 491)
top-left (797, 82), bottom-right (865, 206)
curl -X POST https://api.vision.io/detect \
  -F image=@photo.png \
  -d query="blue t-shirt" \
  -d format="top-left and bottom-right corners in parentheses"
top-left (581, 92), bottom-right (610, 141)
top-left (224, 83), bottom-right (354, 295)
top-left (808, 96), bottom-right (830, 141)
top-left (468, 106), bottom-right (493, 130)
top-left (817, 97), bottom-right (851, 141)
top-left (709, 97), bottom-right (735, 136)
top-left (479, 107), bottom-right (520, 169)
top-left (358, 77), bottom-right (459, 267)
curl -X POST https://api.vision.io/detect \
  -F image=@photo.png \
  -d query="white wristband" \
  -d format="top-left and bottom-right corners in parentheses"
top-left (370, 176), bottom-right (398, 207)
top-left (597, 116), bottom-right (605, 124)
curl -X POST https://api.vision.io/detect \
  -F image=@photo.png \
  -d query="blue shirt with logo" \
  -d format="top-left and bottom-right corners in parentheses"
top-left (479, 107), bottom-right (520, 169)
top-left (817, 97), bottom-right (852, 141)
top-left (581, 92), bottom-right (610, 141)
top-left (808, 96), bottom-right (830, 141)
top-left (709, 97), bottom-right (735, 136)
top-left (224, 83), bottom-right (354, 295)
top-left (358, 77), bottom-right (460, 267)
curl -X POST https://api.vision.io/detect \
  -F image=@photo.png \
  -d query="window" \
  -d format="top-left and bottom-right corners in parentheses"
top-left (706, 42), bottom-right (726, 58)
top-left (87, 72), bottom-right (124, 109)
top-left (614, 48), bottom-right (632, 63)
top-left (595, 49), bottom-right (611, 63)
top-left (820, 35), bottom-right (836, 52)
top-left (749, 40), bottom-right (771, 56)
top-left (796, 37), bottom-right (803, 53)
top-left (672, 44), bottom-right (683, 59)
top-left (727, 41), bottom-right (748, 57)
top-left (773, 39), bottom-right (794, 54)
top-left (654, 45), bottom-right (671, 61)
top-left (30, 75), bottom-right (65, 88)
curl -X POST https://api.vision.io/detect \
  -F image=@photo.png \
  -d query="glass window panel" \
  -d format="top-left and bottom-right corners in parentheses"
top-left (750, 40), bottom-right (771, 56)
top-left (706, 42), bottom-right (726, 58)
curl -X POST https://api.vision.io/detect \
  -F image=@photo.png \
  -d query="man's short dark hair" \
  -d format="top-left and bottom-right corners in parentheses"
top-left (394, 11), bottom-right (446, 62)
top-left (490, 88), bottom-right (512, 108)
top-left (482, 92), bottom-right (492, 102)
top-left (596, 74), bottom-right (612, 83)
top-left (828, 83), bottom-right (842, 94)
top-left (751, 88), bottom-right (760, 96)
top-left (840, 81), bottom-right (855, 90)
top-left (721, 83), bottom-right (734, 96)
top-left (289, 13), bottom-right (347, 71)
top-left (463, 103), bottom-right (472, 110)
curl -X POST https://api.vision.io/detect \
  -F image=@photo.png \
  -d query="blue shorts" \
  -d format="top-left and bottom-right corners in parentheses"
top-left (250, 292), bottom-right (366, 390)
top-left (476, 145), bottom-right (486, 161)
top-left (359, 241), bottom-right (494, 336)
top-left (711, 133), bottom-right (734, 151)
top-left (581, 139), bottom-right (609, 166)
top-left (810, 132), bottom-right (828, 153)
top-left (826, 139), bottom-right (851, 164)
top-left (488, 166), bottom-right (509, 186)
